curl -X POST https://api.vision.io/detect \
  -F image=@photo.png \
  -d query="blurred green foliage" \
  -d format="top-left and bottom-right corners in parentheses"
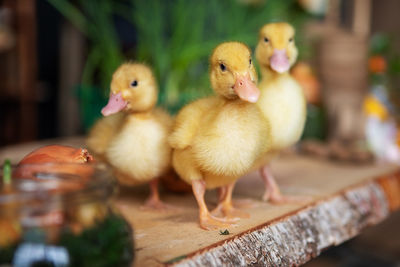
top-left (47, 0), bottom-right (123, 91)
top-left (0, 214), bottom-right (134, 266)
top-left (370, 33), bottom-right (400, 78)
top-left (369, 33), bottom-right (400, 120)
top-left (48, 0), bottom-right (310, 127)
top-left (301, 104), bottom-right (326, 140)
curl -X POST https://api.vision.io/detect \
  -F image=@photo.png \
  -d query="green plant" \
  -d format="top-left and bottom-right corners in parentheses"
top-left (369, 33), bottom-right (400, 120)
top-left (0, 214), bottom-right (134, 266)
top-left (125, 0), bottom-right (310, 111)
top-left (48, 0), bottom-right (310, 127)
top-left (48, 0), bottom-right (123, 92)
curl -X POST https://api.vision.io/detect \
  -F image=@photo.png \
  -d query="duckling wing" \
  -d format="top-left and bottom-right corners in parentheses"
top-left (169, 97), bottom-right (218, 150)
top-left (106, 114), bottom-right (172, 183)
top-left (153, 108), bottom-right (174, 130)
top-left (192, 104), bottom-right (270, 177)
top-left (86, 113), bottom-right (125, 158)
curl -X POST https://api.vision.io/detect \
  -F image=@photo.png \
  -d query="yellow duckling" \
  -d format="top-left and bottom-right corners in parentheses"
top-left (87, 63), bottom-right (173, 209)
top-left (169, 42), bottom-right (271, 230)
top-left (254, 22), bottom-right (307, 202)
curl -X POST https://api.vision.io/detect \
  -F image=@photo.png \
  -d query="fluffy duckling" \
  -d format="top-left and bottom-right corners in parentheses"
top-left (169, 42), bottom-right (270, 230)
top-left (87, 63), bottom-right (173, 209)
top-left (254, 22), bottom-right (307, 202)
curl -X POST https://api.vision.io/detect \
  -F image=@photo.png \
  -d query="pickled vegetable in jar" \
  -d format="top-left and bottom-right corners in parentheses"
top-left (0, 162), bottom-right (134, 267)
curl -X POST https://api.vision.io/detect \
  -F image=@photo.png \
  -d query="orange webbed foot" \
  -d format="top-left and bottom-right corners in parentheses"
top-left (263, 190), bottom-right (312, 204)
top-left (212, 183), bottom-right (251, 220)
top-left (232, 198), bottom-right (261, 209)
top-left (211, 203), bottom-right (249, 220)
top-left (140, 178), bottom-right (179, 211)
top-left (199, 213), bottom-right (237, 231)
top-left (260, 165), bottom-right (312, 205)
top-left (140, 198), bottom-right (179, 211)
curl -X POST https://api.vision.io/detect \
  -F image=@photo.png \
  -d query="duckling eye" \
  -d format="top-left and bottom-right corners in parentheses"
top-left (249, 59), bottom-right (252, 65)
top-left (220, 63), bottom-right (226, 72)
top-left (130, 80), bottom-right (138, 87)
top-left (264, 37), bottom-right (269, 43)
top-left (289, 37), bottom-right (293, 42)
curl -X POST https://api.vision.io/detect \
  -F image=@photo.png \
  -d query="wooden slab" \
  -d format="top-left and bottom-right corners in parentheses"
top-left (1, 138), bottom-right (400, 266)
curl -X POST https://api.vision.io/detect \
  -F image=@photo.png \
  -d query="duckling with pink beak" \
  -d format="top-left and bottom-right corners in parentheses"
top-left (254, 22), bottom-right (308, 204)
top-left (169, 42), bottom-right (272, 230)
top-left (87, 63), bottom-right (174, 210)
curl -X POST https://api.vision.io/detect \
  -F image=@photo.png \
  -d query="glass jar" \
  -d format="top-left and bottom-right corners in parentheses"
top-left (0, 162), bottom-right (134, 267)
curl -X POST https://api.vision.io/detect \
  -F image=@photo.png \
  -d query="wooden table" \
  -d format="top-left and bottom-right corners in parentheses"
top-left (1, 137), bottom-right (400, 266)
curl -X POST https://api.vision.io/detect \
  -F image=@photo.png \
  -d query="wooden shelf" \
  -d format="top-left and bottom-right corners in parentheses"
top-left (1, 137), bottom-right (399, 266)
top-left (0, 0), bottom-right (37, 144)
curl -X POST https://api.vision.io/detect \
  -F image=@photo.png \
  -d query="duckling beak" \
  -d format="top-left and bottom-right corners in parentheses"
top-left (270, 49), bottom-right (290, 73)
top-left (101, 92), bottom-right (128, 116)
top-left (233, 74), bottom-right (260, 103)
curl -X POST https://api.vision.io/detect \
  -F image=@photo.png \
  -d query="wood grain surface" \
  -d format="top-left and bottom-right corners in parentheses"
top-left (1, 138), bottom-right (399, 266)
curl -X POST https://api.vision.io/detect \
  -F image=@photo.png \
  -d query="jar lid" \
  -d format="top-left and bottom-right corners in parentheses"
top-left (0, 163), bottom-right (115, 214)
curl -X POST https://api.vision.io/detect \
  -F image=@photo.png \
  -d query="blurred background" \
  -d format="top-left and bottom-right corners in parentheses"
top-left (0, 0), bottom-right (400, 265)
top-left (0, 0), bottom-right (399, 146)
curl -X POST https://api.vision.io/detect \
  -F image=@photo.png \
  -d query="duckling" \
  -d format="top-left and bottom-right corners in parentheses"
top-left (87, 63), bottom-right (173, 209)
top-left (169, 42), bottom-right (270, 230)
top-left (86, 112), bottom-right (125, 162)
top-left (254, 22), bottom-right (307, 203)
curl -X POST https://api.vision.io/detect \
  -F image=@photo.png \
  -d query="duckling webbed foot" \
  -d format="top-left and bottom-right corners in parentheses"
top-left (200, 213), bottom-right (236, 230)
top-left (192, 180), bottom-right (237, 230)
top-left (232, 198), bottom-right (261, 209)
top-left (211, 183), bottom-right (250, 220)
top-left (260, 165), bottom-right (312, 204)
top-left (140, 178), bottom-right (177, 211)
top-left (141, 197), bottom-right (176, 211)
top-left (263, 191), bottom-right (312, 204)
top-left (211, 203), bottom-right (249, 220)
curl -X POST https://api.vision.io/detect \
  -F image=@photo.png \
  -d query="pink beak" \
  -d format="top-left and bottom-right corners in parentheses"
top-left (233, 74), bottom-right (260, 103)
top-left (101, 92), bottom-right (128, 116)
top-left (270, 49), bottom-right (290, 73)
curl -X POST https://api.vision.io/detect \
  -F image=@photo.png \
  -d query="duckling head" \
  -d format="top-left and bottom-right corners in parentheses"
top-left (255, 22), bottom-right (298, 73)
top-left (101, 63), bottom-right (158, 116)
top-left (210, 42), bottom-right (259, 103)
